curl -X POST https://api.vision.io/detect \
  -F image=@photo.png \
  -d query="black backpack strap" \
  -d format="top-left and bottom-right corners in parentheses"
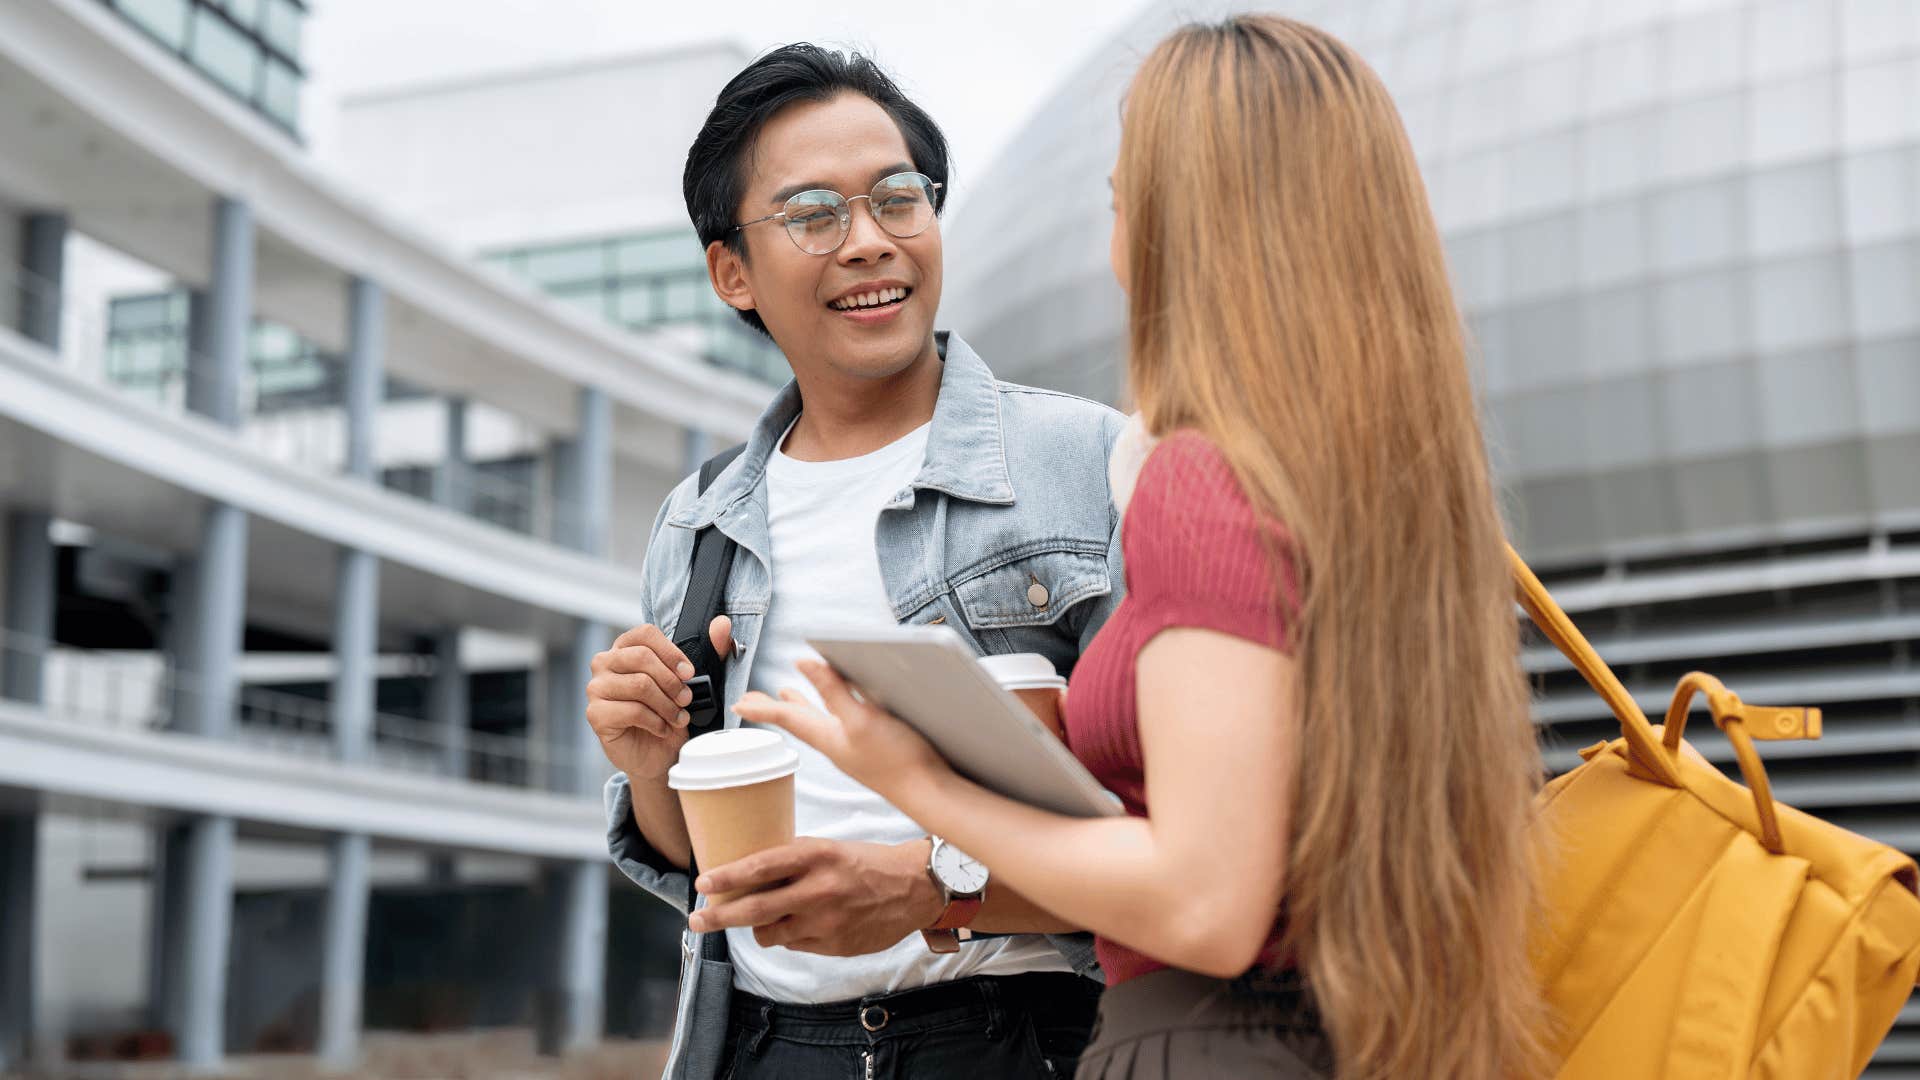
top-left (672, 443), bottom-right (747, 740)
top-left (674, 443), bottom-right (745, 920)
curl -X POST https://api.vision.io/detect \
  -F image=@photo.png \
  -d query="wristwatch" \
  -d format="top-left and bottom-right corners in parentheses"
top-left (921, 836), bottom-right (988, 954)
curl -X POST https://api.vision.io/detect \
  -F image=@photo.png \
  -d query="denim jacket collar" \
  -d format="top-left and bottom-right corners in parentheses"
top-left (668, 331), bottom-right (1013, 531)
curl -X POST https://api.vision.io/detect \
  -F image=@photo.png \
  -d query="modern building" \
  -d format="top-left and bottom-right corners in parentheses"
top-left (328, 43), bottom-right (788, 388)
top-left (0, 0), bottom-right (773, 1071)
top-left (944, 0), bottom-right (1920, 1070)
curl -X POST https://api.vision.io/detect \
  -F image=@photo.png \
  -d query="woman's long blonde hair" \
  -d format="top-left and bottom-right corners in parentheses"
top-left (1119, 16), bottom-right (1546, 1079)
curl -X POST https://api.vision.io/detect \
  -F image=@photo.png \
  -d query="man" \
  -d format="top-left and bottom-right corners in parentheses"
top-left (588, 44), bottom-right (1125, 1080)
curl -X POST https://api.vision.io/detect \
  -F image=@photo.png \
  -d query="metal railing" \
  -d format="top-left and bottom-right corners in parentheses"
top-left (1, 263), bottom-right (583, 545)
top-left (0, 627), bottom-right (552, 791)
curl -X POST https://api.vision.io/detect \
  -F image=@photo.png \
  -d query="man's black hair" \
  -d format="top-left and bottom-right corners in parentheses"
top-left (683, 43), bottom-right (951, 336)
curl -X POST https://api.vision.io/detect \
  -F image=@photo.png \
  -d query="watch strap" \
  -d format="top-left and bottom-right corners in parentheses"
top-left (919, 926), bottom-right (973, 954)
top-left (928, 896), bottom-right (982, 931)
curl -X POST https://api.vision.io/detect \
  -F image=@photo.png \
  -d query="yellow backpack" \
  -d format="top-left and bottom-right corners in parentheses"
top-left (1514, 547), bottom-right (1920, 1078)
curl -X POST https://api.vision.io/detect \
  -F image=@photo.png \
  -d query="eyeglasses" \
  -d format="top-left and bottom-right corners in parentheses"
top-left (734, 171), bottom-right (943, 255)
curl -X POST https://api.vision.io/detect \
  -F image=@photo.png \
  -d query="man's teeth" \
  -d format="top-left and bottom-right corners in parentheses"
top-left (831, 287), bottom-right (909, 311)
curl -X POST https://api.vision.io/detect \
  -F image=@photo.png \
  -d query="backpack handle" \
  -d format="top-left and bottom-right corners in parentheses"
top-left (1507, 545), bottom-right (1684, 788)
top-left (1509, 545), bottom-right (1824, 847)
top-left (1664, 672), bottom-right (1821, 854)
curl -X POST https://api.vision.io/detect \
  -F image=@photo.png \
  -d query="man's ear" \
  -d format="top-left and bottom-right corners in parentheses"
top-left (707, 240), bottom-right (756, 315)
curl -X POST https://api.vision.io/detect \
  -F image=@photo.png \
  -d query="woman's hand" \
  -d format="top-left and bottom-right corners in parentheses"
top-left (733, 658), bottom-right (949, 796)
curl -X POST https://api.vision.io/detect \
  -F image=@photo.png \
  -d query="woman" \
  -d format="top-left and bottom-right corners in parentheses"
top-left (730, 16), bottom-right (1547, 1079)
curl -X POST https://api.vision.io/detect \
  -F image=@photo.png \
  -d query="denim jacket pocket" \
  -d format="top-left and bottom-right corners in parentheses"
top-left (954, 546), bottom-right (1111, 630)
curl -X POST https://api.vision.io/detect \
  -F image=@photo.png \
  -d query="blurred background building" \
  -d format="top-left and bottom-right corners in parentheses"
top-left (0, 0), bottom-right (777, 1073)
top-left (8, 0), bottom-right (1920, 1074)
top-left (945, 0), bottom-right (1920, 1072)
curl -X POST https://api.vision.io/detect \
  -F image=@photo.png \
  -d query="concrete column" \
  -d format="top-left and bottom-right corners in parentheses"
top-left (188, 198), bottom-right (253, 427)
top-left (147, 824), bottom-right (190, 1037)
top-left (166, 202), bottom-right (251, 1070)
top-left (428, 630), bottom-right (468, 780)
top-left (175, 814), bottom-right (235, 1067)
top-left (318, 545), bottom-right (377, 1065)
top-left (546, 437), bottom-right (577, 549)
top-left (317, 832), bottom-right (370, 1069)
top-left (330, 549), bottom-right (378, 765)
top-left (3, 510), bottom-right (54, 704)
top-left (538, 386), bottom-right (614, 1058)
top-left (184, 289), bottom-right (212, 410)
top-left (682, 426), bottom-right (712, 480)
top-left (544, 620), bottom-right (606, 797)
top-left (0, 511), bottom-right (52, 1070)
top-left (548, 387), bottom-right (611, 555)
top-left (177, 503), bottom-right (247, 738)
top-left (433, 399), bottom-right (470, 513)
top-left (19, 213), bottom-right (66, 351)
top-left (574, 388), bottom-right (611, 558)
top-left (537, 860), bottom-right (607, 1056)
top-left (343, 278), bottom-right (384, 481)
top-left (543, 642), bottom-right (577, 795)
top-left (0, 813), bottom-right (37, 1071)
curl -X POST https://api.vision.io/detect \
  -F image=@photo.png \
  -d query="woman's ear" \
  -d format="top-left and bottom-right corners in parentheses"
top-left (707, 240), bottom-right (757, 314)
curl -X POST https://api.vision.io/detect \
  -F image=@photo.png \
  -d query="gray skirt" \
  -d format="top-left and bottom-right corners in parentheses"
top-left (1076, 968), bottom-right (1334, 1079)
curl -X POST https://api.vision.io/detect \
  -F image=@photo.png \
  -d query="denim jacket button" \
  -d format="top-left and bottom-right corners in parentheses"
top-left (1027, 582), bottom-right (1051, 608)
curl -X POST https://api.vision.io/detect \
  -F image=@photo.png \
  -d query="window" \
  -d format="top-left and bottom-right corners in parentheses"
top-left (1749, 161), bottom-right (1841, 258)
top-left (483, 228), bottom-right (788, 385)
top-left (260, 0), bottom-right (302, 59)
top-left (617, 232), bottom-right (695, 275)
top-left (104, 290), bottom-right (377, 413)
top-left (1657, 269), bottom-right (1751, 366)
top-left (102, 0), bottom-right (306, 135)
top-left (1753, 253), bottom-right (1849, 353)
top-left (211, 0), bottom-right (261, 27)
top-left (261, 58), bottom-right (299, 130)
top-left (525, 243), bottom-right (607, 288)
top-left (186, 5), bottom-right (260, 100)
top-left (113, 0), bottom-right (189, 48)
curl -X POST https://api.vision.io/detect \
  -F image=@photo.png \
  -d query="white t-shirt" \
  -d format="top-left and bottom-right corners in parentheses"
top-left (729, 418), bottom-right (1073, 1004)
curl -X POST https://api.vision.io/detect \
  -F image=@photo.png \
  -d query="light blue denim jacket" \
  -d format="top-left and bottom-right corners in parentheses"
top-left (602, 333), bottom-right (1126, 1080)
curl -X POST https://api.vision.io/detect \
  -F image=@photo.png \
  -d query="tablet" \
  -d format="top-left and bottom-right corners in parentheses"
top-left (807, 626), bottom-right (1124, 818)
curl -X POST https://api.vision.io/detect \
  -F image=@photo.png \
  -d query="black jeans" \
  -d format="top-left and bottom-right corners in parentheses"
top-left (719, 972), bottom-right (1101, 1080)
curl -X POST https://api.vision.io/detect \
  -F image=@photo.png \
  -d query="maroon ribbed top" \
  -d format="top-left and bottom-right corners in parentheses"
top-left (1063, 429), bottom-right (1301, 986)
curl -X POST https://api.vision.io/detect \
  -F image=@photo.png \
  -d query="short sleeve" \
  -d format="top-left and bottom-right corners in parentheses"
top-left (1121, 431), bottom-right (1300, 653)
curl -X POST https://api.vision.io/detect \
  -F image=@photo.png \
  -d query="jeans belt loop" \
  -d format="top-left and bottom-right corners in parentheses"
top-left (979, 977), bottom-right (1003, 1041)
top-left (745, 1002), bottom-right (774, 1057)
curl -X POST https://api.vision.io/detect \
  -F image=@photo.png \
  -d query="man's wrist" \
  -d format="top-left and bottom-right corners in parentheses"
top-left (628, 768), bottom-right (675, 793)
top-left (900, 837), bottom-right (945, 927)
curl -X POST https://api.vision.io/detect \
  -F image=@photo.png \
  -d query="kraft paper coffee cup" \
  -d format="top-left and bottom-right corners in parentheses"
top-left (668, 728), bottom-right (800, 905)
top-left (979, 653), bottom-right (1067, 740)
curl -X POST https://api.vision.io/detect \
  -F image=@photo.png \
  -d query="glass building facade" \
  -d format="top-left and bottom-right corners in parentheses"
top-left (103, 293), bottom-right (546, 536)
top-left (106, 290), bottom-right (424, 413)
top-left (944, 2), bottom-right (1920, 1070)
top-left (98, 0), bottom-right (306, 133)
top-left (483, 226), bottom-right (790, 386)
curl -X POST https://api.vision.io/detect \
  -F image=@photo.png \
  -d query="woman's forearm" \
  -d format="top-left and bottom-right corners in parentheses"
top-left (893, 767), bottom-right (1266, 976)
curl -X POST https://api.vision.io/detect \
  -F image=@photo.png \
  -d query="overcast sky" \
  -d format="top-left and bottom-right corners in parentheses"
top-left (302, 0), bottom-right (1154, 215)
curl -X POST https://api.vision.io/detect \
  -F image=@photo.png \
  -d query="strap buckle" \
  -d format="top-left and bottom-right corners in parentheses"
top-left (675, 634), bottom-right (725, 736)
top-left (682, 672), bottom-right (721, 734)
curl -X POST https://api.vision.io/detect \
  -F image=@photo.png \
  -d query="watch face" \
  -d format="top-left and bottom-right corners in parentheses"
top-left (932, 842), bottom-right (989, 895)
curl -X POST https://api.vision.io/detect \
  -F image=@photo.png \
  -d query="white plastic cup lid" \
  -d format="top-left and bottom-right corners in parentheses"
top-left (979, 653), bottom-right (1067, 692)
top-left (667, 728), bottom-right (800, 792)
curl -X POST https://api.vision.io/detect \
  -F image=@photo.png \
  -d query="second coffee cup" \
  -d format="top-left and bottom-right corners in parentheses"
top-left (667, 727), bottom-right (800, 905)
top-left (979, 653), bottom-right (1068, 740)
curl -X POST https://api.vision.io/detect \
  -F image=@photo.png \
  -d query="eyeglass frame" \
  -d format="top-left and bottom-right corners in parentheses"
top-left (732, 171), bottom-right (945, 255)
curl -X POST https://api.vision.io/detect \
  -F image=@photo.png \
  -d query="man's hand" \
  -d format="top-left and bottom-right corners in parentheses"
top-left (587, 617), bottom-right (733, 780)
top-left (687, 837), bottom-right (945, 957)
